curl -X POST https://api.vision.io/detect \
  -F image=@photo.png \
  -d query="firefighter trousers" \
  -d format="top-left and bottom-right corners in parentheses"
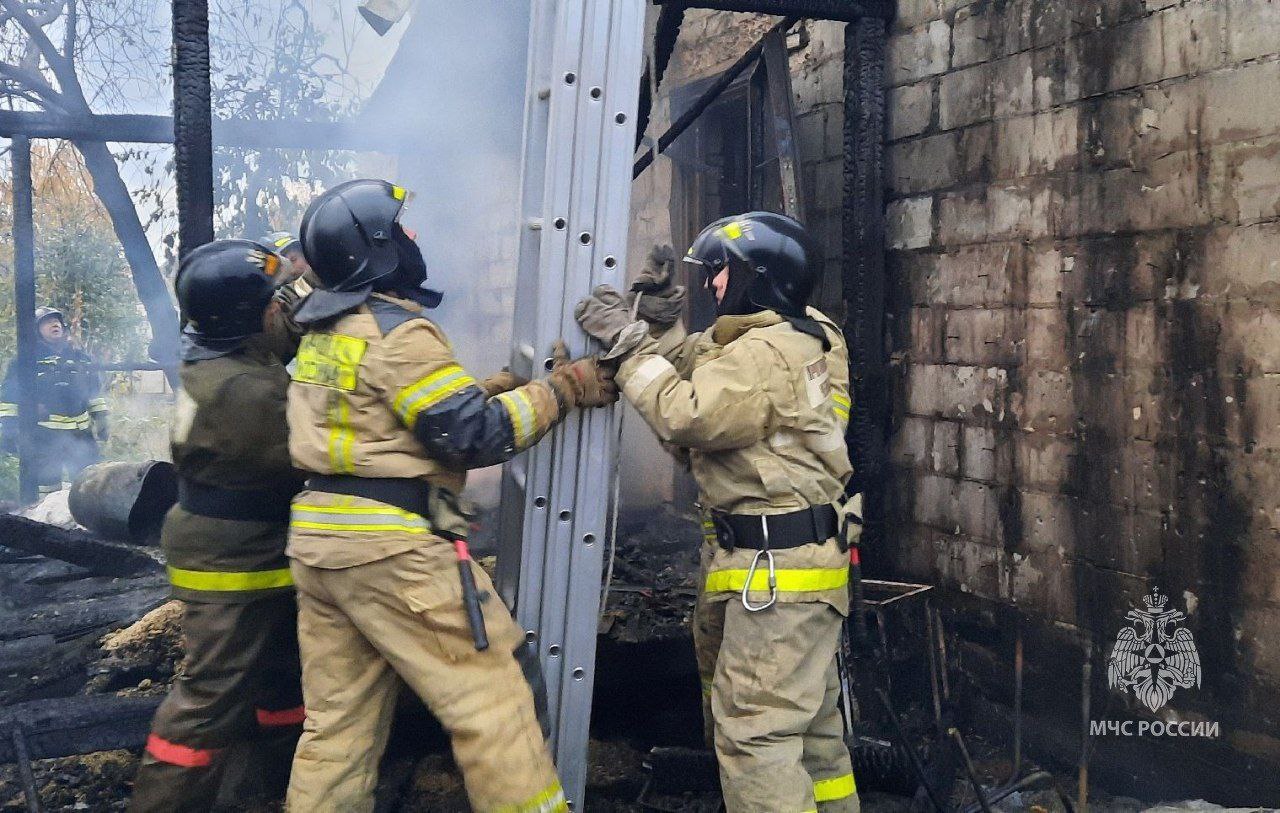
top-left (694, 593), bottom-right (858, 813)
top-left (128, 593), bottom-right (304, 813)
top-left (33, 427), bottom-right (98, 496)
top-left (285, 545), bottom-right (566, 813)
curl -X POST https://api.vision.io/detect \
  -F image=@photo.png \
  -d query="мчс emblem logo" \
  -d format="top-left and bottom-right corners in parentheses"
top-left (1107, 588), bottom-right (1201, 712)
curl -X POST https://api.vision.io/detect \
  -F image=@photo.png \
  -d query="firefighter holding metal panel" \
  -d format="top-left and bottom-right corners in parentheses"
top-left (576, 213), bottom-right (858, 813)
top-left (282, 179), bottom-right (617, 812)
top-left (0, 307), bottom-right (109, 499)
top-left (129, 239), bottom-right (306, 812)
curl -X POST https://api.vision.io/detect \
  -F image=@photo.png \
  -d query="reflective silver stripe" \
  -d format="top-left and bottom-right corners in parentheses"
top-left (810, 427), bottom-right (846, 453)
top-left (290, 504), bottom-right (432, 533)
top-left (495, 388), bottom-right (537, 448)
top-left (622, 356), bottom-right (673, 402)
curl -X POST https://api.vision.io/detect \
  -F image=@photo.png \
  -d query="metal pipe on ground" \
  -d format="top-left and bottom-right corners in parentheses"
top-left (632, 15), bottom-right (798, 179)
top-left (68, 461), bottom-right (178, 544)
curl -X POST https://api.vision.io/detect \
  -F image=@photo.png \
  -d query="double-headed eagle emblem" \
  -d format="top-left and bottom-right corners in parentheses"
top-left (1107, 588), bottom-right (1201, 712)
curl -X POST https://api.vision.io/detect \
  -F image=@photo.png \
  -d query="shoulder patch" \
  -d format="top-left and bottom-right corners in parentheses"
top-left (368, 297), bottom-right (426, 336)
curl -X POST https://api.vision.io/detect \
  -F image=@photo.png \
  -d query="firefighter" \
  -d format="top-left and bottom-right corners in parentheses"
top-left (129, 239), bottom-right (305, 813)
top-left (283, 179), bottom-right (617, 812)
top-left (0, 307), bottom-right (108, 499)
top-left (263, 230), bottom-right (317, 291)
top-left (576, 212), bottom-right (858, 813)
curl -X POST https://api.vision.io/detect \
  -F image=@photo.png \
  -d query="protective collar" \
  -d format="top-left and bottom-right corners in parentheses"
top-left (711, 307), bottom-right (832, 350)
top-left (292, 286), bottom-right (374, 326)
top-left (181, 329), bottom-right (245, 361)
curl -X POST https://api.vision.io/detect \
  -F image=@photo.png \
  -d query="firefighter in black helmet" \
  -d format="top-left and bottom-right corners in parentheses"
top-left (130, 239), bottom-right (305, 813)
top-left (283, 179), bottom-right (615, 811)
top-left (0, 307), bottom-right (108, 500)
top-left (576, 212), bottom-right (859, 813)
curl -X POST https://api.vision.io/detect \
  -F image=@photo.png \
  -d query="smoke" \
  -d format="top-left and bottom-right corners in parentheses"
top-left (357, 0), bottom-right (530, 377)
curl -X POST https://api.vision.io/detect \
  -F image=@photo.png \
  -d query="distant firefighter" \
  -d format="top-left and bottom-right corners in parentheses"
top-left (0, 307), bottom-right (109, 499)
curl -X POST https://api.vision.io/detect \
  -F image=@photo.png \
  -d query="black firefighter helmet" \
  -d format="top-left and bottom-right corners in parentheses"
top-left (176, 239), bottom-right (288, 356)
top-left (683, 211), bottom-right (817, 318)
top-left (295, 178), bottom-right (441, 324)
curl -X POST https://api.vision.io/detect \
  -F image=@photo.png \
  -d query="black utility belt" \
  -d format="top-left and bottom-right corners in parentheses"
top-left (710, 503), bottom-right (839, 551)
top-left (178, 479), bottom-right (300, 523)
top-left (306, 474), bottom-right (432, 521)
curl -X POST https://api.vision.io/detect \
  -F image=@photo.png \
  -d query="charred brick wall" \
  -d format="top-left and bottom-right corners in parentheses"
top-left (885, 0), bottom-right (1280, 799)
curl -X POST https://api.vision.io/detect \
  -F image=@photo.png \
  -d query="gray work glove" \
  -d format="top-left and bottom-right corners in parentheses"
top-left (629, 244), bottom-right (685, 328)
top-left (575, 285), bottom-right (650, 362)
top-left (575, 285), bottom-right (634, 349)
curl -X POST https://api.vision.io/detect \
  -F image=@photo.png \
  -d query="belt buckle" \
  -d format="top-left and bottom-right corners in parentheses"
top-left (710, 511), bottom-right (735, 551)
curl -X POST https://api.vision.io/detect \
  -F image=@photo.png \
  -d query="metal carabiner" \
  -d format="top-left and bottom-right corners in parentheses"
top-left (741, 517), bottom-right (777, 612)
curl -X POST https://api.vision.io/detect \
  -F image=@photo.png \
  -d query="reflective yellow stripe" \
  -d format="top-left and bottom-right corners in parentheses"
top-left (495, 388), bottom-right (537, 449)
top-left (167, 566), bottom-right (293, 592)
top-left (87, 397), bottom-right (108, 414)
top-left (290, 504), bottom-right (432, 534)
top-left (704, 566), bottom-right (849, 594)
top-left (813, 772), bottom-right (856, 802)
top-left (0, 403), bottom-right (17, 417)
top-left (831, 392), bottom-right (850, 421)
top-left (38, 412), bottom-right (92, 430)
top-left (393, 364), bottom-right (478, 428)
top-left (701, 518), bottom-right (718, 545)
top-left (293, 334), bottom-right (367, 391)
top-left (327, 396), bottom-right (355, 474)
top-left (721, 221), bottom-right (743, 240)
top-left (492, 782), bottom-right (568, 813)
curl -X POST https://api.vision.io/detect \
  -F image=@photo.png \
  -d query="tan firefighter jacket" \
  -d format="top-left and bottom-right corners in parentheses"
top-left (286, 293), bottom-right (563, 569)
top-left (615, 307), bottom-right (853, 612)
top-left (165, 338), bottom-right (304, 603)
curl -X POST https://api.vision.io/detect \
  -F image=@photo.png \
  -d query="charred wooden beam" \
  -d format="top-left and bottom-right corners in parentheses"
top-left (841, 15), bottom-right (889, 557)
top-left (654, 0), bottom-right (895, 22)
top-left (172, 0), bottom-right (214, 256)
top-left (0, 695), bottom-right (162, 764)
top-left (11, 136), bottom-right (37, 506)
top-left (0, 110), bottom-right (421, 153)
top-left (0, 586), bottom-right (169, 643)
top-left (0, 515), bottom-right (161, 577)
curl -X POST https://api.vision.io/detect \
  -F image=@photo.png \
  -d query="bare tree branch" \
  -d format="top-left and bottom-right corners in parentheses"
top-left (0, 0), bottom-right (84, 107)
top-left (0, 57), bottom-right (64, 108)
top-left (62, 0), bottom-right (75, 62)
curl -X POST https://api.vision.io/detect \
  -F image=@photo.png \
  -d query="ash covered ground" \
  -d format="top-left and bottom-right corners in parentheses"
top-left (0, 507), bottom-right (1254, 811)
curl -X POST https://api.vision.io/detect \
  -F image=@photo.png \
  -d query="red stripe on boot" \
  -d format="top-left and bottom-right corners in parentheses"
top-left (256, 705), bottom-right (306, 726)
top-left (145, 734), bottom-right (219, 768)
